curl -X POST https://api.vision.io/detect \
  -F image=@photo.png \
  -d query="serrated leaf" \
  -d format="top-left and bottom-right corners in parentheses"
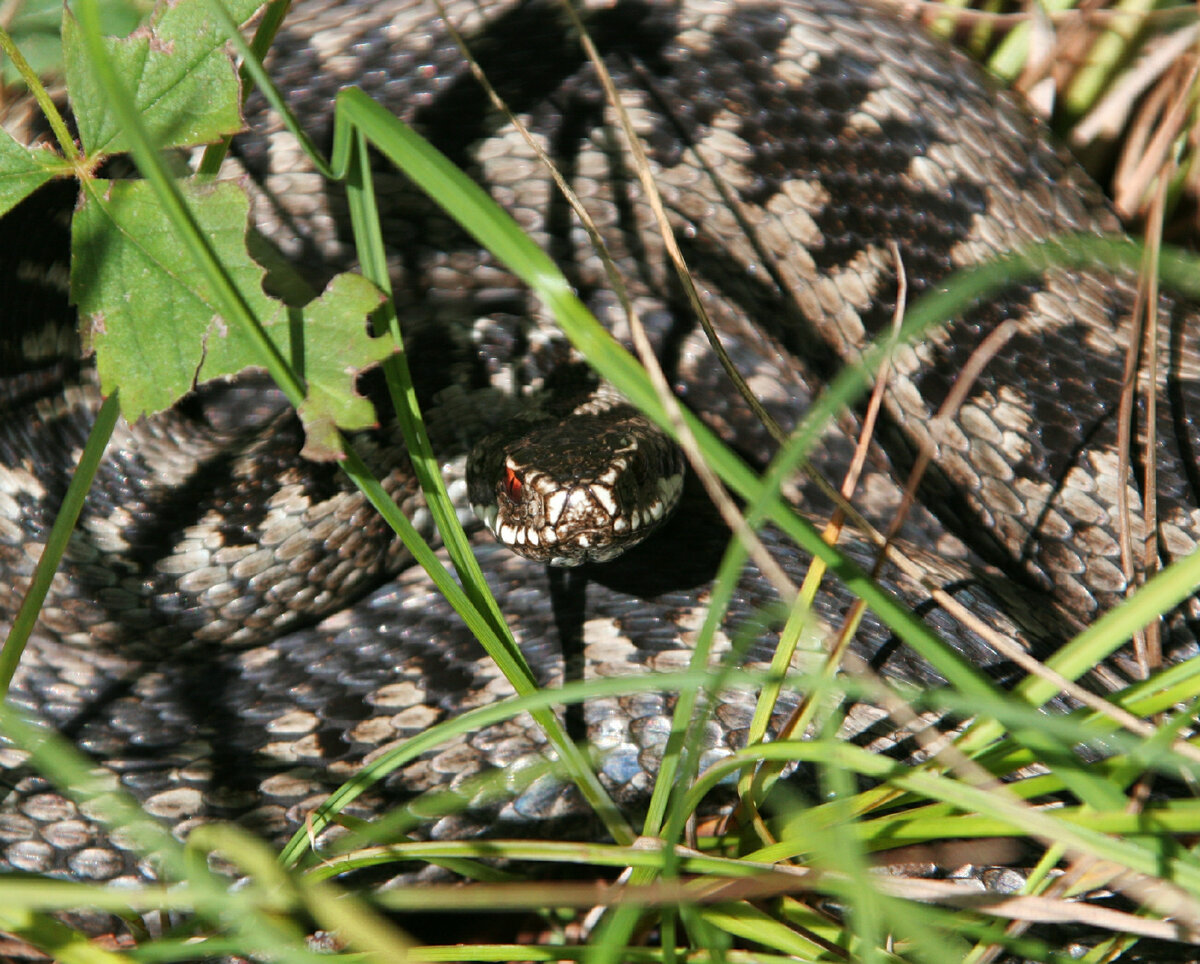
top-left (73, 177), bottom-right (245, 411)
top-left (71, 177), bottom-right (389, 459)
top-left (63, 0), bottom-right (263, 157)
top-left (2, 0), bottom-right (145, 86)
top-left (289, 274), bottom-right (397, 459)
top-left (0, 131), bottom-right (58, 217)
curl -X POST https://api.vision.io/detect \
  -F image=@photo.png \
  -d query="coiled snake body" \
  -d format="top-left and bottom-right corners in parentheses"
top-left (2, 0), bottom-right (1199, 939)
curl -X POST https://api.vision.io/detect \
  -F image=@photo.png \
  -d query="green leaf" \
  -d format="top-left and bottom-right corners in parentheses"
top-left (62, 0), bottom-right (262, 158)
top-left (1, 0), bottom-right (145, 86)
top-left (71, 177), bottom-right (388, 459)
top-left (0, 129), bottom-right (58, 217)
top-left (287, 274), bottom-right (396, 459)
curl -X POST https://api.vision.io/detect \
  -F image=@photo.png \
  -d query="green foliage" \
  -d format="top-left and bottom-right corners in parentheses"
top-left (62, 0), bottom-right (260, 156)
top-left (0, 125), bottom-right (59, 213)
top-left (72, 177), bottom-right (388, 445)
top-left (0, 0), bottom-right (145, 86)
top-left (3, 0), bottom-right (389, 458)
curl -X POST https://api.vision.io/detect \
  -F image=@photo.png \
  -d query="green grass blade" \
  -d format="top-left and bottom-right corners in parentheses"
top-left (0, 394), bottom-right (118, 694)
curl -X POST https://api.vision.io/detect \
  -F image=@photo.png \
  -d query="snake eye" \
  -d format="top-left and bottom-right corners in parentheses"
top-left (502, 466), bottom-right (523, 503)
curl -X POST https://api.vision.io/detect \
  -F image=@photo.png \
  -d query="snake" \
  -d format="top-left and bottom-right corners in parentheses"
top-left (1, 0), bottom-right (1198, 951)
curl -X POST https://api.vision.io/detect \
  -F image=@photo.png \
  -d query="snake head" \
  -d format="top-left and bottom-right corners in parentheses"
top-left (466, 388), bottom-right (684, 566)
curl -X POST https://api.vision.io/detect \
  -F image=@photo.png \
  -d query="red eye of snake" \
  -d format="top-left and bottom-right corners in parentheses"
top-left (503, 466), bottom-right (523, 502)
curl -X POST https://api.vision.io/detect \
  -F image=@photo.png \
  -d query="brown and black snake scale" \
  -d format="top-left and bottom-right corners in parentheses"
top-left (1, 0), bottom-right (1199, 950)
